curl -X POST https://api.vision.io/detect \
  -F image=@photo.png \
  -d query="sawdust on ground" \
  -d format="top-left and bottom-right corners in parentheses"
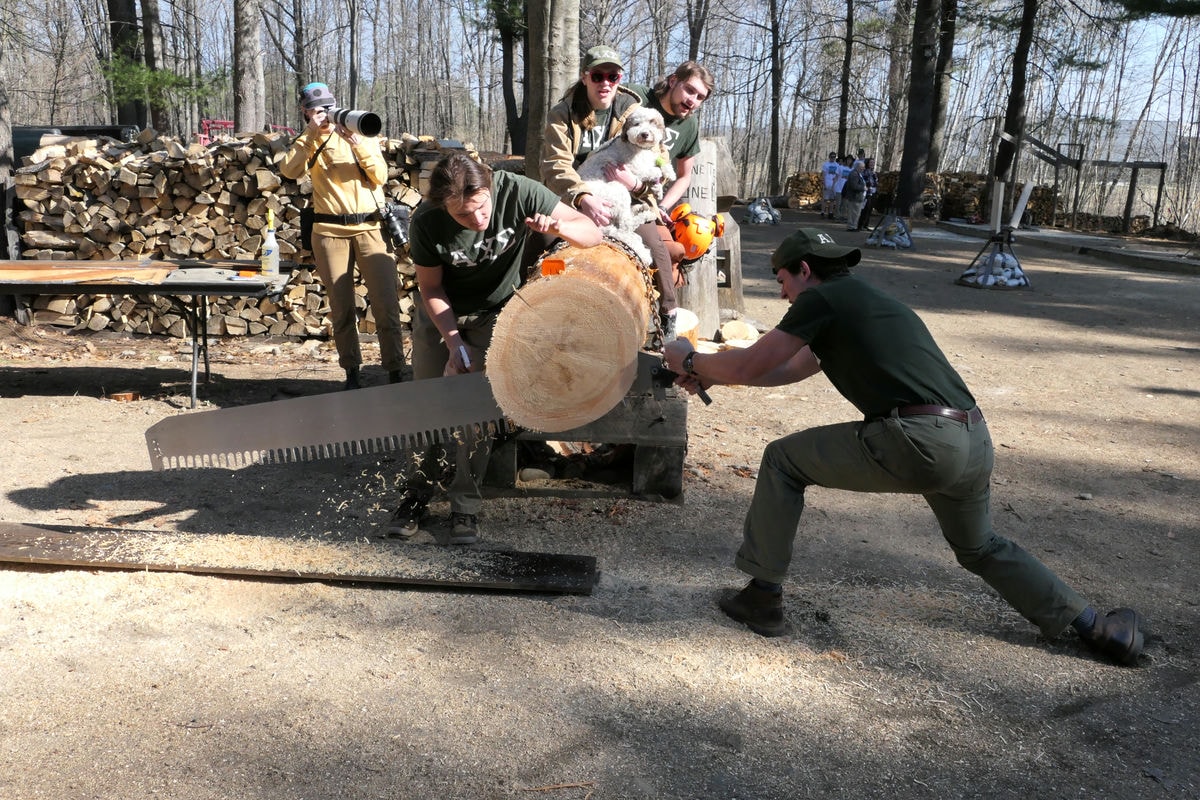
top-left (0, 211), bottom-right (1197, 799)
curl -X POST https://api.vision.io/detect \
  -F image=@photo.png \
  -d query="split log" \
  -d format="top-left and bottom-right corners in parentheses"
top-left (486, 241), bottom-right (654, 432)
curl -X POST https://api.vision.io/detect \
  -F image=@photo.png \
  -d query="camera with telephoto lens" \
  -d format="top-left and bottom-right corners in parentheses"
top-left (325, 106), bottom-right (383, 137)
top-left (380, 203), bottom-right (409, 247)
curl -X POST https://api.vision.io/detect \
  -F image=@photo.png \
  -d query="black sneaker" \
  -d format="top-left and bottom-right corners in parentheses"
top-left (719, 581), bottom-right (790, 637)
top-left (388, 369), bottom-right (407, 384)
top-left (344, 367), bottom-right (361, 391)
top-left (386, 495), bottom-right (428, 539)
top-left (448, 512), bottom-right (478, 545)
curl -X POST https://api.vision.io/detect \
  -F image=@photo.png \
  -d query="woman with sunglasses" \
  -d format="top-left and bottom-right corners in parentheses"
top-left (541, 46), bottom-right (681, 343)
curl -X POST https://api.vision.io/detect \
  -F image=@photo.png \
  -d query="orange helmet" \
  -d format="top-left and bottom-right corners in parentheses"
top-left (669, 204), bottom-right (725, 263)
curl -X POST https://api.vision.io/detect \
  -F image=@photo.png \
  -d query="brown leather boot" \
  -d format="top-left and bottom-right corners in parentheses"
top-left (719, 581), bottom-right (790, 637)
top-left (1085, 608), bottom-right (1144, 666)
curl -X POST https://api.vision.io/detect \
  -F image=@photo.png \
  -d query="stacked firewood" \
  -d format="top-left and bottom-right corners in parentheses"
top-left (783, 173), bottom-right (823, 208)
top-left (11, 128), bottom-right (475, 337)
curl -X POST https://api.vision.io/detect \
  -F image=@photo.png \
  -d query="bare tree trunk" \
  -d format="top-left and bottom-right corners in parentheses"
top-left (549, 0), bottom-right (579, 104)
top-left (292, 0), bottom-right (306, 104)
top-left (926, 0), bottom-right (956, 172)
top-left (685, 0), bottom-right (709, 61)
top-left (881, 0), bottom-right (911, 171)
top-left (992, 0), bottom-right (1037, 182)
top-left (1, 85), bottom-right (18, 259)
top-left (524, 0), bottom-right (577, 173)
top-left (838, 0), bottom-right (854, 157)
top-left (346, 0), bottom-right (358, 108)
top-left (492, 0), bottom-right (528, 155)
top-left (647, 0), bottom-right (670, 78)
top-left (106, 0), bottom-right (144, 126)
top-left (174, 0), bottom-right (201, 135)
top-left (233, 0), bottom-right (266, 133)
top-left (895, 0), bottom-right (939, 215)
top-left (139, 0), bottom-right (171, 133)
top-left (766, 0), bottom-right (783, 194)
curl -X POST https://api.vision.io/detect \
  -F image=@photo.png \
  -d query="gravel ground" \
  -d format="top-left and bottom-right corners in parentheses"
top-left (1, 210), bottom-right (1197, 799)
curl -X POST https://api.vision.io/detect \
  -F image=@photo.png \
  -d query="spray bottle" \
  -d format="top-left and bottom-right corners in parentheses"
top-left (260, 209), bottom-right (280, 277)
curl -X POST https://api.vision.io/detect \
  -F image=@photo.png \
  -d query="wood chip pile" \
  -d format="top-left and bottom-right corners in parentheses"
top-left (11, 128), bottom-right (477, 337)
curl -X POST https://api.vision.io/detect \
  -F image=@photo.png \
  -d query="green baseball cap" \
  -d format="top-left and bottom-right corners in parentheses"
top-left (582, 45), bottom-right (624, 71)
top-left (772, 228), bottom-right (861, 272)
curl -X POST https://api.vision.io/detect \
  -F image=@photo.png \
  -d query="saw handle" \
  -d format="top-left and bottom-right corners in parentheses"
top-left (651, 365), bottom-right (713, 405)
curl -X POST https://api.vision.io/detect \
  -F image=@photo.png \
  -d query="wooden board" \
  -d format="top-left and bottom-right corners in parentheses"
top-left (0, 521), bottom-right (597, 595)
top-left (0, 266), bottom-right (177, 284)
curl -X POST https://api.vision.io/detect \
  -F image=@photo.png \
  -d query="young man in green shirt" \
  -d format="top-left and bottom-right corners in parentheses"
top-left (663, 228), bottom-right (1145, 667)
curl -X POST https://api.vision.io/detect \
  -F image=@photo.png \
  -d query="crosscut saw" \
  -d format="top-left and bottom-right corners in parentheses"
top-left (145, 371), bottom-right (507, 471)
top-left (144, 353), bottom-right (695, 471)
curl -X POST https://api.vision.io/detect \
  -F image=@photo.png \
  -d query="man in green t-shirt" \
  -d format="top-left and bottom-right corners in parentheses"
top-left (662, 229), bottom-right (1145, 667)
top-left (620, 61), bottom-right (715, 340)
top-left (624, 61), bottom-right (714, 214)
top-left (391, 152), bottom-right (601, 544)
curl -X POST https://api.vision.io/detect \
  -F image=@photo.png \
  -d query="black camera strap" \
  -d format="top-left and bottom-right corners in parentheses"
top-left (347, 146), bottom-right (409, 247)
top-left (306, 132), bottom-right (334, 171)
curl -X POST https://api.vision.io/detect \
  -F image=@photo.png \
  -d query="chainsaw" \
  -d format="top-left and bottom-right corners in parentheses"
top-left (144, 353), bottom-right (705, 471)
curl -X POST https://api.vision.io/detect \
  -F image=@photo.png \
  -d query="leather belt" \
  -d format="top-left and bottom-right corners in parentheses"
top-left (312, 211), bottom-right (379, 225)
top-left (896, 404), bottom-right (984, 424)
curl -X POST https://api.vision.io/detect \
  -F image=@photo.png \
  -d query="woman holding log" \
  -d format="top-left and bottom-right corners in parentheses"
top-left (279, 82), bottom-right (406, 390)
top-left (541, 45), bottom-right (682, 343)
top-left (390, 152), bottom-right (601, 544)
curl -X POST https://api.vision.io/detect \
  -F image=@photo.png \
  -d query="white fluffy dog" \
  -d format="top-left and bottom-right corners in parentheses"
top-left (577, 107), bottom-right (676, 262)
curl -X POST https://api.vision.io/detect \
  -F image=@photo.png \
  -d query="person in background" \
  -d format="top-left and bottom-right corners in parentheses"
top-left (621, 60), bottom-right (716, 341)
top-left (832, 156), bottom-right (852, 222)
top-left (857, 157), bottom-right (878, 231)
top-left (820, 151), bottom-right (840, 219)
top-left (390, 152), bottom-right (601, 544)
top-left (541, 45), bottom-right (681, 343)
top-left (279, 82), bottom-right (406, 390)
top-left (662, 228), bottom-right (1145, 668)
top-left (841, 159), bottom-right (867, 232)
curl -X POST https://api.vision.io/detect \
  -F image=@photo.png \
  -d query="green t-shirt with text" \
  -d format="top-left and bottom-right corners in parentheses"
top-left (627, 84), bottom-right (701, 162)
top-left (409, 171), bottom-right (560, 314)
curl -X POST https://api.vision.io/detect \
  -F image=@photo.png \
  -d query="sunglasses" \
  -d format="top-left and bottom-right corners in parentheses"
top-left (588, 70), bottom-right (622, 84)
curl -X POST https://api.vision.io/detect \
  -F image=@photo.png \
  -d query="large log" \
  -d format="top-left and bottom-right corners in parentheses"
top-left (486, 241), bottom-right (654, 432)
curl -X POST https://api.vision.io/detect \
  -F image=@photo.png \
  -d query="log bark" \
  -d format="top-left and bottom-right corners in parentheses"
top-left (487, 242), bottom-right (654, 433)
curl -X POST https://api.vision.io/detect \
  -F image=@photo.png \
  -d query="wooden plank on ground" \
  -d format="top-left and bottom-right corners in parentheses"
top-left (0, 521), bottom-right (596, 595)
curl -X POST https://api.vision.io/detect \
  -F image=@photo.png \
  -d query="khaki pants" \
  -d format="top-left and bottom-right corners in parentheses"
top-left (736, 412), bottom-right (1088, 638)
top-left (403, 299), bottom-right (500, 515)
top-left (311, 228), bottom-right (406, 372)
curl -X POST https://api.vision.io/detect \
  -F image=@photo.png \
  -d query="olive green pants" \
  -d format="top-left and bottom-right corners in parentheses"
top-left (736, 411), bottom-right (1087, 638)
